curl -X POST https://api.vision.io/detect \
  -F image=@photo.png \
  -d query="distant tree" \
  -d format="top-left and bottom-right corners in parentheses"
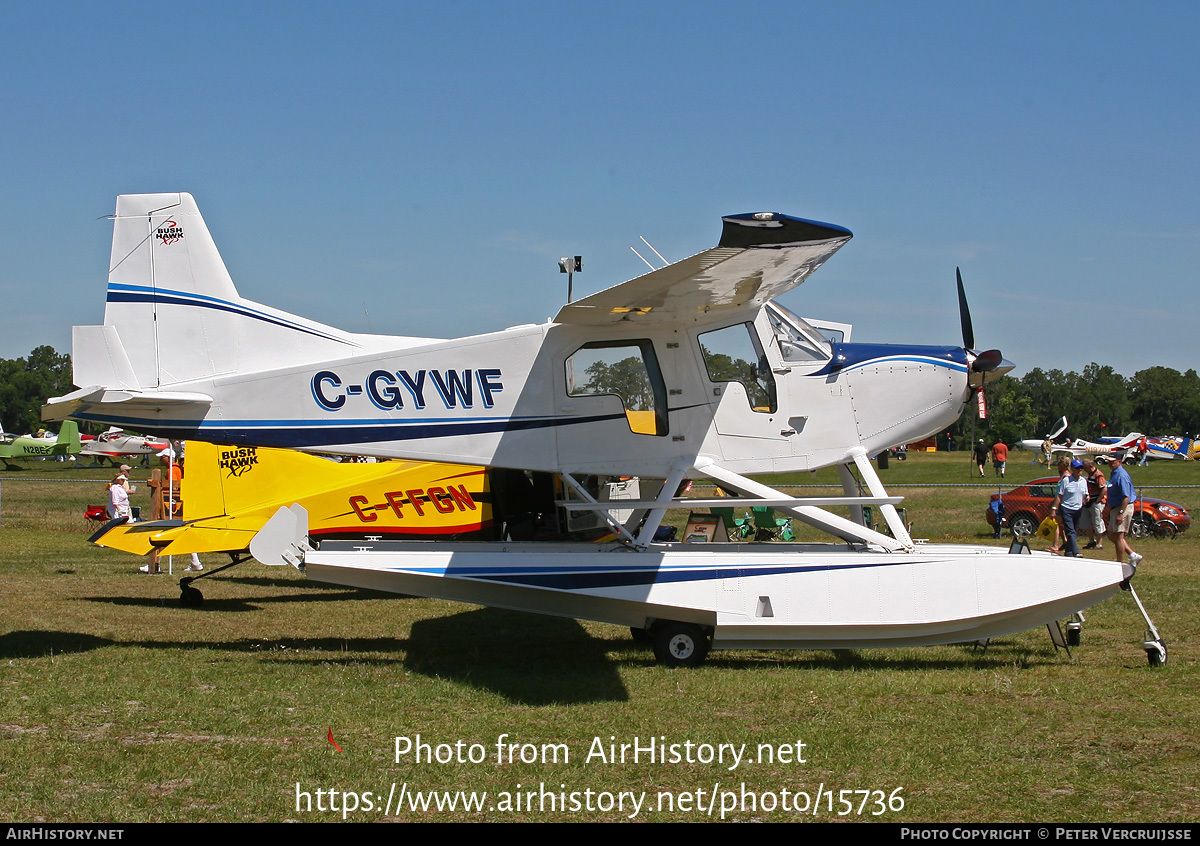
top-left (979, 377), bottom-right (1038, 447)
top-left (1131, 366), bottom-right (1200, 435)
top-left (1074, 364), bottom-right (1132, 435)
top-left (892, 359), bottom-right (1197, 451)
top-left (0, 346), bottom-right (74, 435)
top-left (1020, 368), bottom-right (1076, 436)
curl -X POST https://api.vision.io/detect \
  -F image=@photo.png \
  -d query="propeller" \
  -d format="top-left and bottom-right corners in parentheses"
top-left (956, 267), bottom-right (975, 352)
top-left (956, 267), bottom-right (1011, 381)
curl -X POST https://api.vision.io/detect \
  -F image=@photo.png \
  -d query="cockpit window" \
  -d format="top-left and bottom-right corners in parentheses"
top-left (766, 304), bottom-right (831, 362)
top-left (698, 323), bottom-right (777, 413)
top-left (566, 340), bottom-right (668, 436)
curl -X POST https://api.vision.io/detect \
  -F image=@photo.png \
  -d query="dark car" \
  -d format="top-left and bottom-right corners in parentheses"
top-left (986, 476), bottom-right (1191, 539)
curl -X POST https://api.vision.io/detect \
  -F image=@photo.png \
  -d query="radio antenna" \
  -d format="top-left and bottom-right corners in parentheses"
top-left (630, 236), bottom-right (670, 271)
top-left (640, 236), bottom-right (669, 266)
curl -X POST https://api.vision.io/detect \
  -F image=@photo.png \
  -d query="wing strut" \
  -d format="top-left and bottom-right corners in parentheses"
top-left (696, 460), bottom-right (911, 552)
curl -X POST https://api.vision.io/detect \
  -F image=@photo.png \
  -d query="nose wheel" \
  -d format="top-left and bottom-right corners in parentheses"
top-left (1144, 638), bottom-right (1167, 666)
top-left (1125, 580), bottom-right (1167, 667)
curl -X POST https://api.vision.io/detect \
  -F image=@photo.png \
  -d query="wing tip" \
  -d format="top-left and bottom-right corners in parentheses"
top-left (719, 212), bottom-right (852, 248)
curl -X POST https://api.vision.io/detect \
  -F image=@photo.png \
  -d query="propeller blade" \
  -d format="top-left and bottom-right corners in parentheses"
top-left (956, 267), bottom-right (975, 351)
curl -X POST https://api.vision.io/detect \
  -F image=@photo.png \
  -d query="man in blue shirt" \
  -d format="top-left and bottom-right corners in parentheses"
top-left (1100, 453), bottom-right (1142, 571)
top-left (1053, 459), bottom-right (1089, 557)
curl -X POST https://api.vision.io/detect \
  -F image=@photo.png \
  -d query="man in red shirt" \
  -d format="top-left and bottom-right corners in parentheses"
top-left (991, 440), bottom-right (1009, 478)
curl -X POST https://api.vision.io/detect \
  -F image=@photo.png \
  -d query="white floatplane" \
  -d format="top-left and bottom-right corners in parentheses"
top-left (45, 193), bottom-right (1154, 666)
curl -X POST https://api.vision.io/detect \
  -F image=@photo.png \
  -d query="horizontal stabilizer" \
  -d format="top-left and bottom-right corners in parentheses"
top-left (42, 385), bottom-right (213, 423)
top-left (555, 212), bottom-right (851, 327)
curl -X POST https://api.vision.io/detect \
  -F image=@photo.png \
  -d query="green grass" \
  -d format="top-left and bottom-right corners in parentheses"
top-left (1, 454), bottom-right (1198, 822)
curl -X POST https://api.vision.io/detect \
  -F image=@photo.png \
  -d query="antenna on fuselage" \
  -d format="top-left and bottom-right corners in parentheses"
top-left (630, 236), bottom-right (670, 271)
top-left (559, 255), bottom-right (582, 303)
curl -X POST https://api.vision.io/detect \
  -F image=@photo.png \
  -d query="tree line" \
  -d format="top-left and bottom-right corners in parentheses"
top-left (950, 364), bottom-right (1200, 450)
top-left (0, 346), bottom-right (73, 435)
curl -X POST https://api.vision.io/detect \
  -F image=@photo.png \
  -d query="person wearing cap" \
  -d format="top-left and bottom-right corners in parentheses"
top-left (1100, 452), bottom-right (1142, 571)
top-left (1052, 458), bottom-right (1089, 557)
top-left (106, 469), bottom-right (132, 520)
top-left (1080, 458), bottom-right (1106, 550)
top-left (973, 438), bottom-right (988, 477)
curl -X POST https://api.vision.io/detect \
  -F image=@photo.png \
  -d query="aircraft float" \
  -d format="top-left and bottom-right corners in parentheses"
top-left (45, 193), bottom-right (1165, 666)
top-left (0, 421), bottom-right (80, 466)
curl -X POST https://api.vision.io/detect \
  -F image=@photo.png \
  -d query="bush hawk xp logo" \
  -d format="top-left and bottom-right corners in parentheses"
top-left (156, 219), bottom-right (184, 245)
top-left (219, 447), bottom-right (259, 478)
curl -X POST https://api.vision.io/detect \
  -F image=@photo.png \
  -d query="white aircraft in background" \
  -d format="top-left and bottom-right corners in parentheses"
top-left (45, 193), bottom-right (1163, 666)
top-left (1019, 417), bottom-right (1145, 460)
top-left (80, 427), bottom-right (170, 463)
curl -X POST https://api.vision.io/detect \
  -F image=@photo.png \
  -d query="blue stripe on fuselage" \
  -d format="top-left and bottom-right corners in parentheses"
top-left (67, 410), bottom-right (629, 448)
top-left (811, 343), bottom-right (969, 377)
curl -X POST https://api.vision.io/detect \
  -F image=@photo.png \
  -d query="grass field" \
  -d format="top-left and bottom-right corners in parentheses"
top-left (1, 453), bottom-right (1197, 822)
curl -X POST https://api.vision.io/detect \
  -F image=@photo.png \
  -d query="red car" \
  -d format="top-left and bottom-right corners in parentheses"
top-left (986, 476), bottom-right (1191, 539)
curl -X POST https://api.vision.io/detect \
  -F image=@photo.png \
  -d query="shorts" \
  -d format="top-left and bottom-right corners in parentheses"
top-left (993, 460), bottom-right (1006, 471)
top-left (1108, 503), bottom-right (1134, 534)
top-left (1080, 501), bottom-right (1105, 534)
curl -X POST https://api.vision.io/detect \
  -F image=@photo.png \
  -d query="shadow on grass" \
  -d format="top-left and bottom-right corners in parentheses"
top-left (79, 592), bottom-right (374, 612)
top-left (0, 629), bottom-right (114, 657)
top-left (2, 610), bottom-right (630, 705)
top-left (402, 607), bottom-right (629, 705)
top-left (698, 637), bottom-right (1067, 670)
top-left (82, 573), bottom-right (391, 607)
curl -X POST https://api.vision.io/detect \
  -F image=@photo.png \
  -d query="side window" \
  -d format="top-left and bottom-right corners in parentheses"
top-left (698, 323), bottom-right (777, 413)
top-left (566, 340), bottom-right (668, 436)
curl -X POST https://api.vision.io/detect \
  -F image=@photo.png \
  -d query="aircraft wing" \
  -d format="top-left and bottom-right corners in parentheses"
top-left (554, 213), bottom-right (852, 327)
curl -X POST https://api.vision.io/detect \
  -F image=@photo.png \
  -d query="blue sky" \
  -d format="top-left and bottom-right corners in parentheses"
top-left (2, 1), bottom-right (1196, 378)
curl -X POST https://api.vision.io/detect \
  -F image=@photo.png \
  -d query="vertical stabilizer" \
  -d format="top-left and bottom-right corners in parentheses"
top-left (56, 421), bottom-right (81, 453)
top-left (102, 193), bottom-right (363, 388)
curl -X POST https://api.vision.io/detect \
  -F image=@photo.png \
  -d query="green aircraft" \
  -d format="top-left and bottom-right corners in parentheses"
top-left (0, 420), bottom-right (81, 466)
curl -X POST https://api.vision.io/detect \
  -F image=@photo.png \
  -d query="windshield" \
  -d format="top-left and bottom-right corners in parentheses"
top-left (765, 303), bottom-right (832, 362)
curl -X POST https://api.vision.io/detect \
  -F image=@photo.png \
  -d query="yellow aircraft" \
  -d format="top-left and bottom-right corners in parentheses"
top-left (91, 441), bottom-right (491, 603)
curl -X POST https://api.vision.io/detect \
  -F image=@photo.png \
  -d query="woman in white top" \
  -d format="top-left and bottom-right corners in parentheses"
top-left (107, 472), bottom-right (132, 520)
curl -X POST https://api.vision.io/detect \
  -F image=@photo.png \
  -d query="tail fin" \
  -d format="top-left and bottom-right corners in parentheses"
top-left (100, 193), bottom-right (363, 387)
top-left (55, 421), bottom-right (81, 453)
